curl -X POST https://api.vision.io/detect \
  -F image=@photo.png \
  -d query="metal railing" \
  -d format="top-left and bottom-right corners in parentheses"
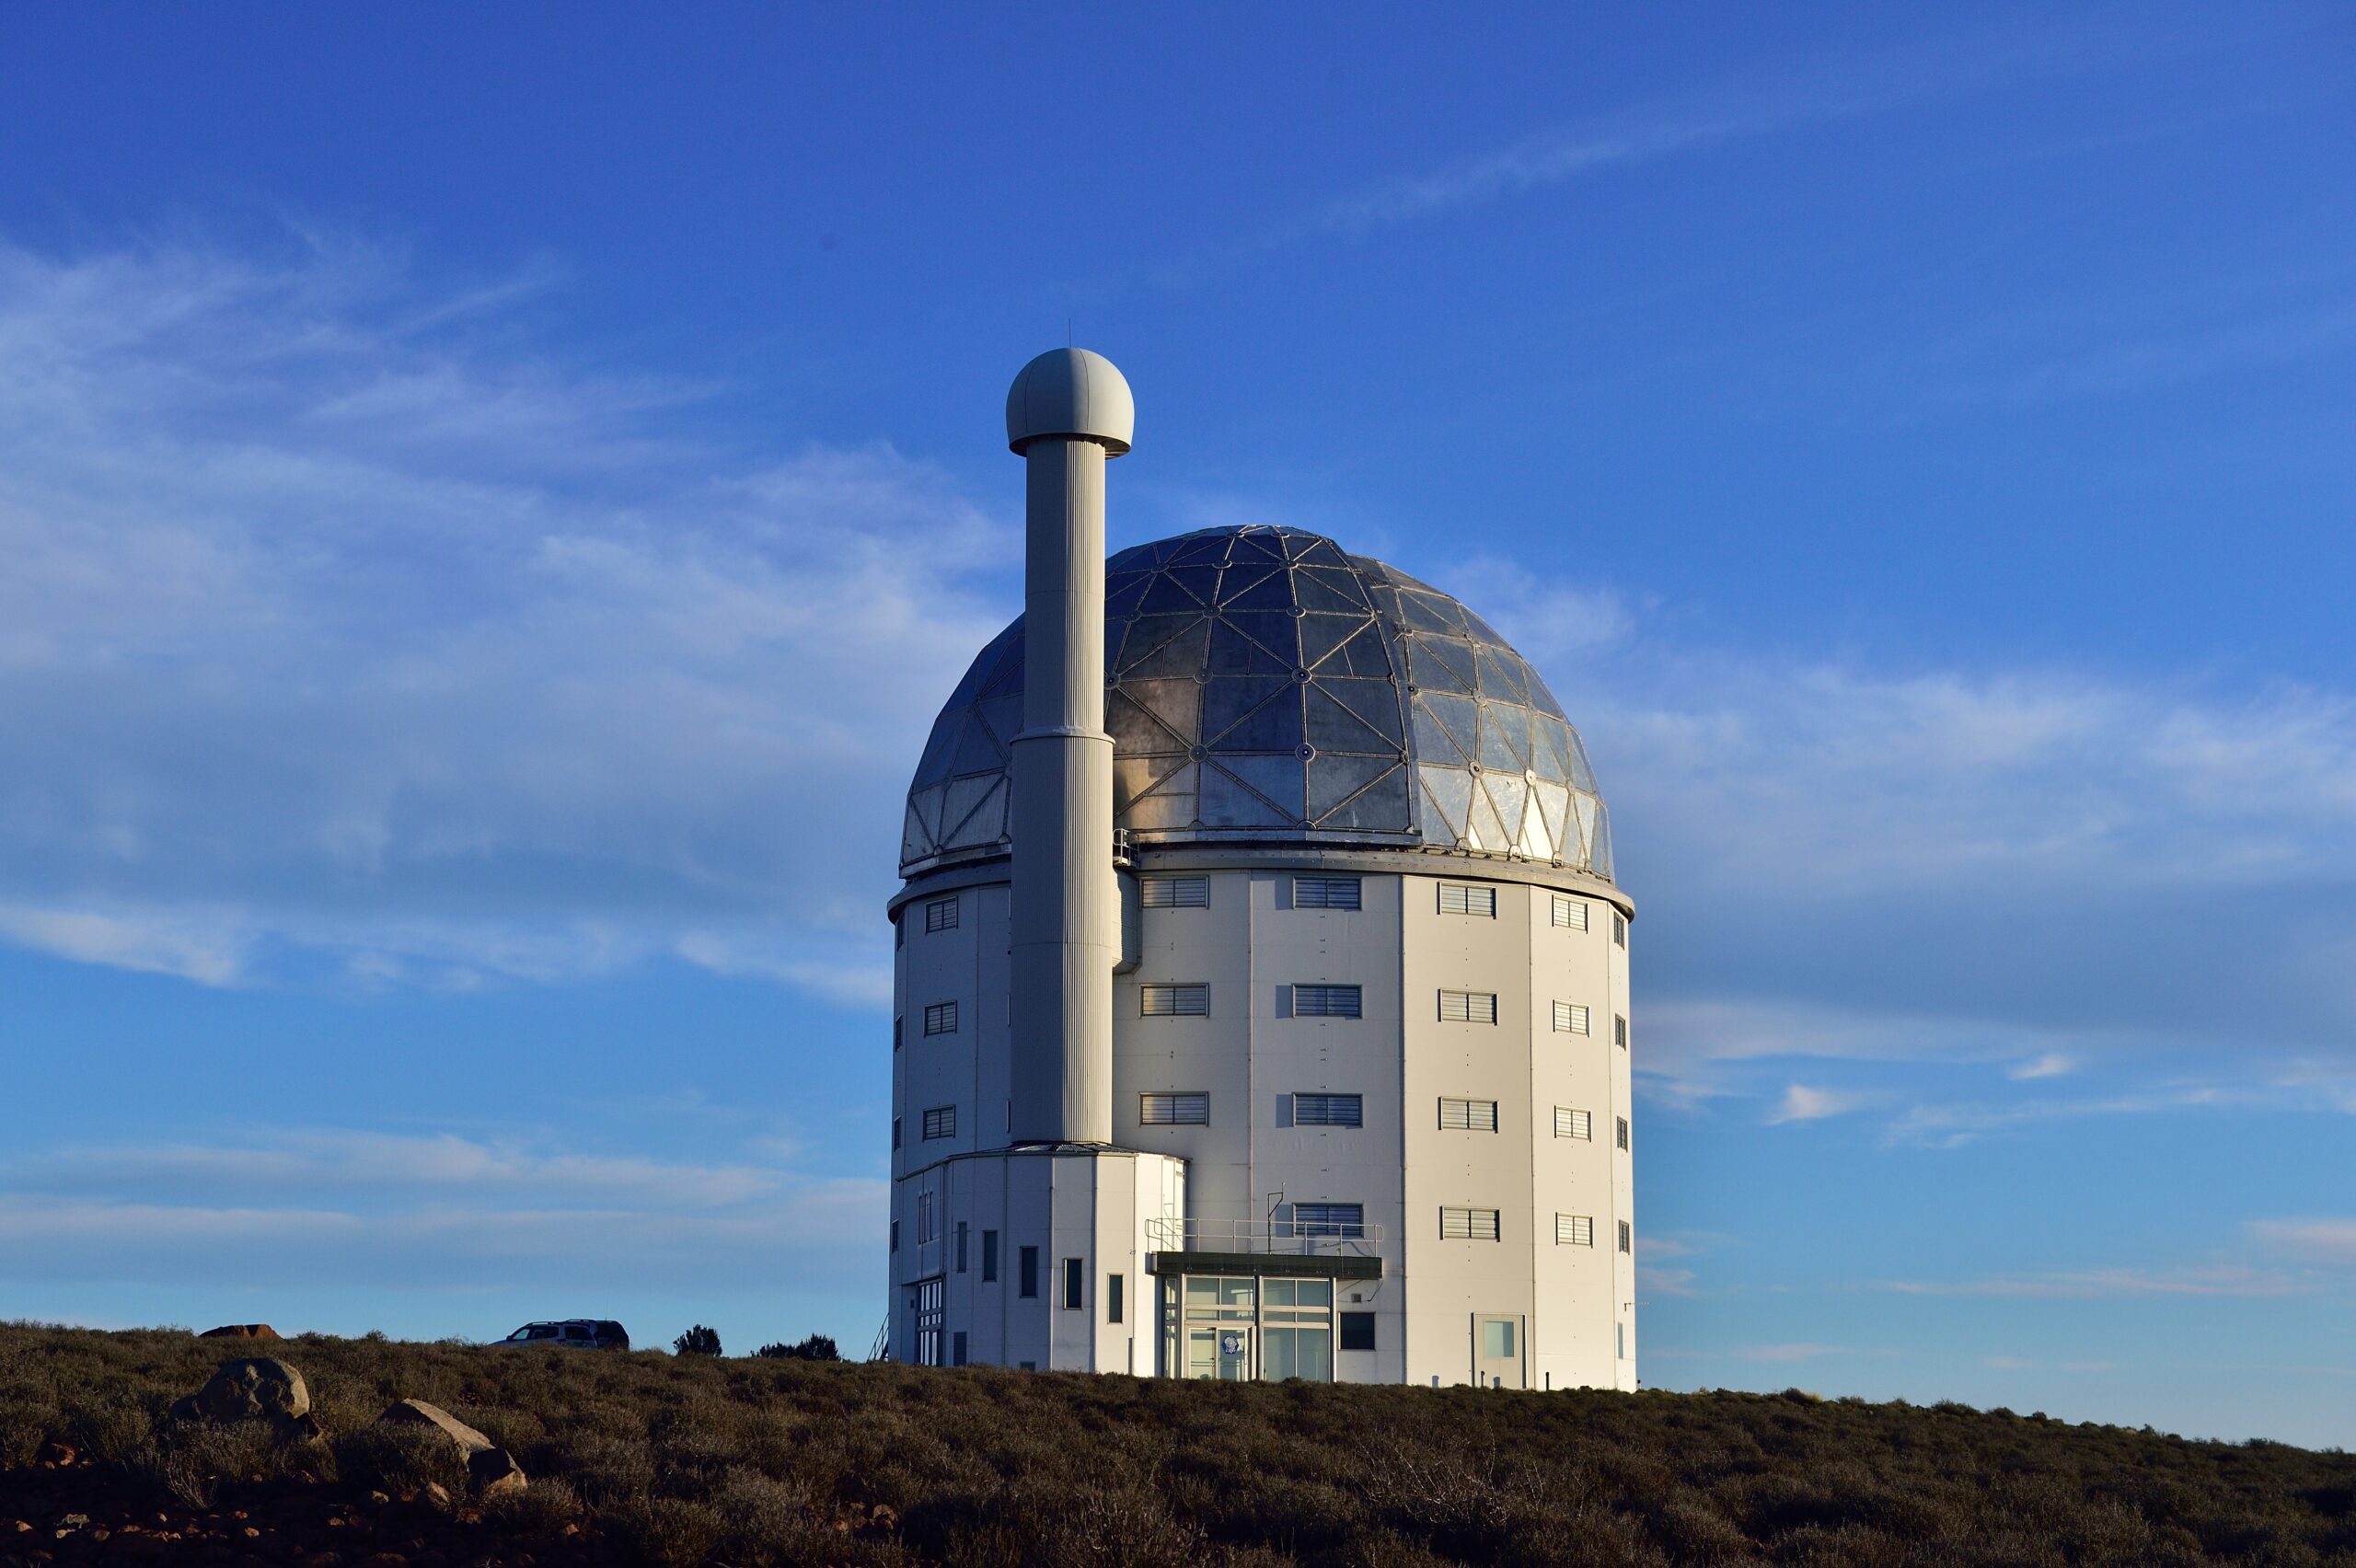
top-left (1145, 1216), bottom-right (1387, 1258)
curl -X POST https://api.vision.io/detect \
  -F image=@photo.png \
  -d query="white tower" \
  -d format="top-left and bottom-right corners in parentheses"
top-left (889, 353), bottom-right (1635, 1388)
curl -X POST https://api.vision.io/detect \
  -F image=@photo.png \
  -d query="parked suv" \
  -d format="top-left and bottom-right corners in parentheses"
top-left (497, 1319), bottom-right (629, 1350)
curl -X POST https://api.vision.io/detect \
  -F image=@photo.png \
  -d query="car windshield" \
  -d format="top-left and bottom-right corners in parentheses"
top-left (526, 1324), bottom-right (560, 1340)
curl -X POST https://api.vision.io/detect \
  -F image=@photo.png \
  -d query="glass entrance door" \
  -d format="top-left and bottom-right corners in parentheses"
top-left (1185, 1324), bottom-right (1253, 1379)
top-left (1474, 1313), bottom-right (1526, 1389)
top-left (1163, 1274), bottom-right (1336, 1381)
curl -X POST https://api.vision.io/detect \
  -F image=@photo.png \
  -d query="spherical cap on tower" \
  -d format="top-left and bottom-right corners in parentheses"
top-left (1006, 348), bottom-right (1134, 456)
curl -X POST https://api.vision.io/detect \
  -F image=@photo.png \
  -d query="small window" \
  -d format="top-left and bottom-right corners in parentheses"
top-left (1553, 1000), bottom-right (1590, 1034)
top-left (1019, 1245), bottom-right (1039, 1297)
top-left (923, 1000), bottom-right (958, 1036)
top-left (955, 1221), bottom-right (968, 1274)
top-left (1140, 983), bottom-right (1209, 1017)
top-left (1618, 1321), bottom-right (1628, 1360)
top-left (1107, 1274), bottom-right (1125, 1324)
top-left (1294, 1202), bottom-right (1365, 1238)
top-left (891, 1116), bottom-right (902, 1151)
top-left (1061, 1256), bottom-right (1084, 1309)
top-left (1140, 875), bottom-right (1209, 908)
top-left (1294, 875), bottom-right (1362, 910)
top-left (953, 1330), bottom-right (968, 1366)
top-left (1438, 1096), bottom-right (1499, 1132)
top-left (1439, 883), bottom-right (1496, 917)
top-left (1614, 912), bottom-right (1628, 947)
top-left (982, 1229), bottom-right (999, 1283)
top-left (1293, 983), bottom-right (1362, 1018)
top-left (1483, 1320), bottom-right (1516, 1358)
top-left (922, 1104), bottom-right (956, 1140)
top-left (1614, 1013), bottom-right (1629, 1049)
top-left (1441, 1206), bottom-right (1501, 1241)
top-left (1338, 1311), bottom-right (1377, 1351)
top-left (895, 912), bottom-right (906, 950)
top-left (1557, 1213), bottom-right (1595, 1246)
top-left (1616, 1115), bottom-right (1631, 1151)
top-left (893, 1016), bottom-right (902, 1050)
top-left (1551, 894), bottom-right (1589, 930)
top-left (916, 1190), bottom-right (937, 1244)
top-left (1438, 989), bottom-right (1498, 1024)
top-left (1294, 1092), bottom-right (1363, 1127)
top-left (889, 1218), bottom-right (899, 1252)
top-left (1139, 1092), bottom-right (1209, 1125)
top-left (1555, 1106), bottom-right (1592, 1141)
top-left (1618, 1220), bottom-right (1633, 1254)
top-left (924, 895), bottom-right (959, 933)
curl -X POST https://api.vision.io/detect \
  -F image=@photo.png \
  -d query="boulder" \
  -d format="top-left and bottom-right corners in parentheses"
top-left (168, 1358), bottom-right (310, 1426)
top-left (199, 1324), bottom-right (280, 1340)
top-left (374, 1399), bottom-right (490, 1453)
top-left (468, 1447), bottom-right (527, 1500)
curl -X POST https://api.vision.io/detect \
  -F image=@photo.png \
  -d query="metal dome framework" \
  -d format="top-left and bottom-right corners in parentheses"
top-left (902, 525), bottom-right (1612, 880)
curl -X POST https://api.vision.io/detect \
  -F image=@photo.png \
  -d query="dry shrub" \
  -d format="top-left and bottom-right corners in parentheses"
top-left (330, 1420), bottom-right (469, 1496)
top-left (482, 1474), bottom-right (584, 1533)
top-left (620, 1495), bottom-right (724, 1567)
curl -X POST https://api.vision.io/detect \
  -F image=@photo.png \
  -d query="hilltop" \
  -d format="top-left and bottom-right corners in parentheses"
top-left (2, 1323), bottom-right (2350, 1566)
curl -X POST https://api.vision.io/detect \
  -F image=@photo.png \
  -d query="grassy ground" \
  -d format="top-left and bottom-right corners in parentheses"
top-left (3, 1321), bottom-right (2353, 1566)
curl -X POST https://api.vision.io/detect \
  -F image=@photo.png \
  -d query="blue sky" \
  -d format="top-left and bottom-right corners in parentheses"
top-left (2, 3), bottom-right (2351, 1442)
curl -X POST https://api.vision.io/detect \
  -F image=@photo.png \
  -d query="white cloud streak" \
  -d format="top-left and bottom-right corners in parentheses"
top-left (0, 238), bottom-right (1020, 997)
top-left (1882, 1266), bottom-right (2299, 1299)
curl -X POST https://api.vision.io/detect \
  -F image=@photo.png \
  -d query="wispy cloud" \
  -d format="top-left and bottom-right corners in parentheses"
top-left (1882, 1265), bottom-right (2299, 1299)
top-left (1768, 1085), bottom-right (1868, 1124)
top-left (2251, 1218), bottom-right (2356, 1266)
top-left (0, 1125), bottom-right (883, 1294)
top-left (2010, 1054), bottom-right (2078, 1080)
top-left (0, 237), bottom-right (1020, 998)
top-left (1312, 20), bottom-right (2182, 232)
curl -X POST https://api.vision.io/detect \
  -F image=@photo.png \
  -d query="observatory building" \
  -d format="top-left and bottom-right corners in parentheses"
top-left (886, 350), bottom-right (1634, 1389)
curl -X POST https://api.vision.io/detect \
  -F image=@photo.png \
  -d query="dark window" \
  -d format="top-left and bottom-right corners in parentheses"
top-left (1339, 1312), bottom-right (1377, 1351)
top-left (893, 1016), bottom-right (902, 1050)
top-left (891, 1117), bottom-right (902, 1150)
top-left (1294, 1092), bottom-right (1362, 1127)
top-left (1293, 1202), bottom-right (1364, 1238)
top-left (952, 1331), bottom-right (968, 1366)
top-left (1293, 983), bottom-right (1362, 1018)
top-left (1438, 1096), bottom-right (1500, 1132)
top-left (889, 1219), bottom-right (899, 1253)
top-left (924, 1001), bottom-right (958, 1036)
top-left (955, 1221), bottom-right (969, 1274)
top-left (1616, 1116), bottom-right (1631, 1151)
top-left (1439, 883), bottom-right (1496, 917)
top-left (1618, 1220), bottom-right (1633, 1254)
top-left (982, 1229), bottom-right (999, 1283)
top-left (1139, 1091), bottom-right (1209, 1124)
top-left (1615, 1013), bottom-right (1629, 1048)
top-left (895, 912), bottom-right (906, 949)
top-left (1018, 1245), bottom-right (1038, 1298)
top-left (1441, 1206), bottom-right (1501, 1241)
top-left (1140, 983), bottom-right (1209, 1016)
top-left (1438, 989), bottom-right (1498, 1023)
top-left (922, 1104), bottom-right (956, 1140)
top-left (1141, 875), bottom-right (1209, 908)
top-left (1294, 875), bottom-right (1362, 910)
top-left (1062, 1256), bottom-right (1083, 1309)
top-left (1613, 911), bottom-right (1628, 947)
top-left (1107, 1274), bottom-right (1125, 1324)
top-left (925, 895), bottom-right (958, 933)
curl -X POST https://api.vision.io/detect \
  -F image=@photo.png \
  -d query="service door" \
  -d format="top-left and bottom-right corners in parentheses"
top-left (1474, 1313), bottom-right (1526, 1389)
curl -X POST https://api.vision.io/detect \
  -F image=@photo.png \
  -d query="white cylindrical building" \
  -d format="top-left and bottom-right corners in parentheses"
top-left (887, 352), bottom-right (1634, 1388)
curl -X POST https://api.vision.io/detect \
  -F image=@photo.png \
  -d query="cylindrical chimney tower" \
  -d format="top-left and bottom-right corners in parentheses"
top-left (1004, 348), bottom-right (1133, 1146)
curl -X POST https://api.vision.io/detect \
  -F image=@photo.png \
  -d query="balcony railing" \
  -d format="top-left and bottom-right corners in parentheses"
top-left (1145, 1216), bottom-right (1387, 1259)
